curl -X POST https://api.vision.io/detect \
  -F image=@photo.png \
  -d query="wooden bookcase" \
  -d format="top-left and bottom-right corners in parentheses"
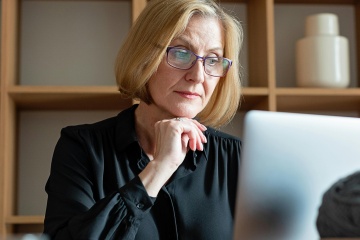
top-left (0, 0), bottom-right (359, 238)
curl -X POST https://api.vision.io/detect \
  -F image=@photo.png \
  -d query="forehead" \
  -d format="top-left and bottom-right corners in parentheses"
top-left (173, 15), bottom-right (224, 50)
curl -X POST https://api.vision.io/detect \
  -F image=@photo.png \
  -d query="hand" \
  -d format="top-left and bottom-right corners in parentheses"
top-left (139, 117), bottom-right (207, 197)
top-left (153, 117), bottom-right (207, 171)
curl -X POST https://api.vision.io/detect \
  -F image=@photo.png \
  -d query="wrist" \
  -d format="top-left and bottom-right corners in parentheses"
top-left (139, 160), bottom-right (175, 197)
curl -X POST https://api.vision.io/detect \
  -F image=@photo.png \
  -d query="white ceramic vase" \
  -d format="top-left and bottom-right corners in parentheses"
top-left (296, 13), bottom-right (350, 88)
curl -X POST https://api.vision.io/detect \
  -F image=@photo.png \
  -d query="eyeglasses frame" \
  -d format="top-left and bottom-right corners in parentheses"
top-left (166, 46), bottom-right (232, 77)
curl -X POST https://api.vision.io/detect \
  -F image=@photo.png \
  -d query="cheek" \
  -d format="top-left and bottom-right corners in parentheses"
top-left (147, 76), bottom-right (162, 101)
top-left (147, 64), bottom-right (166, 93)
top-left (148, 65), bottom-right (183, 94)
top-left (147, 68), bottom-right (176, 101)
top-left (204, 79), bottom-right (220, 98)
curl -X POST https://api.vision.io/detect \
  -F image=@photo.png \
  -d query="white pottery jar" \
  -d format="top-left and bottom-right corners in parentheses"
top-left (296, 13), bottom-right (350, 88)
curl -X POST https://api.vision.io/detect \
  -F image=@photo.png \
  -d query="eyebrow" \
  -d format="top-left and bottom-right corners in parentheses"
top-left (175, 36), bottom-right (224, 53)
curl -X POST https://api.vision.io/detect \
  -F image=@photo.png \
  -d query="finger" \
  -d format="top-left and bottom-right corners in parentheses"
top-left (176, 118), bottom-right (207, 144)
top-left (192, 119), bottom-right (207, 132)
top-left (189, 119), bottom-right (207, 144)
top-left (181, 123), bottom-right (203, 151)
top-left (181, 134), bottom-right (190, 151)
top-left (186, 131), bottom-right (199, 151)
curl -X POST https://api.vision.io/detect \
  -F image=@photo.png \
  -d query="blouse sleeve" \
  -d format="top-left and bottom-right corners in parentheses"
top-left (44, 128), bottom-right (155, 240)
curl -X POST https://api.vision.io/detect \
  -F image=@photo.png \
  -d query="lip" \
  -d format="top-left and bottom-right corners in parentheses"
top-left (175, 91), bottom-right (201, 99)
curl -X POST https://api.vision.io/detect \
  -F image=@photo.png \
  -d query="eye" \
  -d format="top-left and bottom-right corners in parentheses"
top-left (206, 57), bottom-right (221, 66)
top-left (174, 49), bottom-right (192, 62)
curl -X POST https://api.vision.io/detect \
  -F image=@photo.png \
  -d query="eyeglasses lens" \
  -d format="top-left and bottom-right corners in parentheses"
top-left (168, 48), bottom-right (194, 69)
top-left (167, 47), bottom-right (230, 77)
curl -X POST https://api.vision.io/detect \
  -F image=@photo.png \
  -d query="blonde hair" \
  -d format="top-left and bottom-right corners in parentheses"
top-left (115, 0), bottom-right (243, 128)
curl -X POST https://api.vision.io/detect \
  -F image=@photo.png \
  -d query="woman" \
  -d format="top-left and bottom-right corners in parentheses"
top-left (44, 0), bottom-right (243, 239)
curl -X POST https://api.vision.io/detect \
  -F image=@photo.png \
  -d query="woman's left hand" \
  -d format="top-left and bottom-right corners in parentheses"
top-left (152, 117), bottom-right (207, 171)
top-left (139, 117), bottom-right (207, 197)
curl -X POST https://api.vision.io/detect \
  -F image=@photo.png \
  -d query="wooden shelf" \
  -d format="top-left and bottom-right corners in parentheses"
top-left (241, 87), bottom-right (269, 111)
top-left (242, 87), bottom-right (269, 95)
top-left (276, 88), bottom-right (360, 112)
top-left (274, 0), bottom-right (356, 4)
top-left (8, 86), bottom-right (133, 110)
top-left (6, 216), bottom-right (44, 225)
top-left (276, 87), bottom-right (360, 96)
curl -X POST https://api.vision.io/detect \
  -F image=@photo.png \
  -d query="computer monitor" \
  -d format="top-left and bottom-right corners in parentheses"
top-left (233, 110), bottom-right (360, 240)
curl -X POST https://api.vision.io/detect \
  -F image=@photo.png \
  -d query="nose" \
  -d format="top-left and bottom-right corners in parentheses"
top-left (185, 59), bottom-right (205, 83)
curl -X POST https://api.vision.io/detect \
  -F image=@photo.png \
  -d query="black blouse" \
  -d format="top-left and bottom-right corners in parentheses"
top-left (44, 104), bottom-right (241, 240)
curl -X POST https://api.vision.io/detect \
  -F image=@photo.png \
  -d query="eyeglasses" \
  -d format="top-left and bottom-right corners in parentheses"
top-left (166, 46), bottom-right (232, 77)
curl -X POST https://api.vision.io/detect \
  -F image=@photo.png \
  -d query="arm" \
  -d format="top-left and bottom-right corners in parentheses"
top-left (44, 128), bottom-right (155, 240)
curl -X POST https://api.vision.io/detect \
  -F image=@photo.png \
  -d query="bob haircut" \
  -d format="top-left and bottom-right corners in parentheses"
top-left (115, 0), bottom-right (243, 128)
